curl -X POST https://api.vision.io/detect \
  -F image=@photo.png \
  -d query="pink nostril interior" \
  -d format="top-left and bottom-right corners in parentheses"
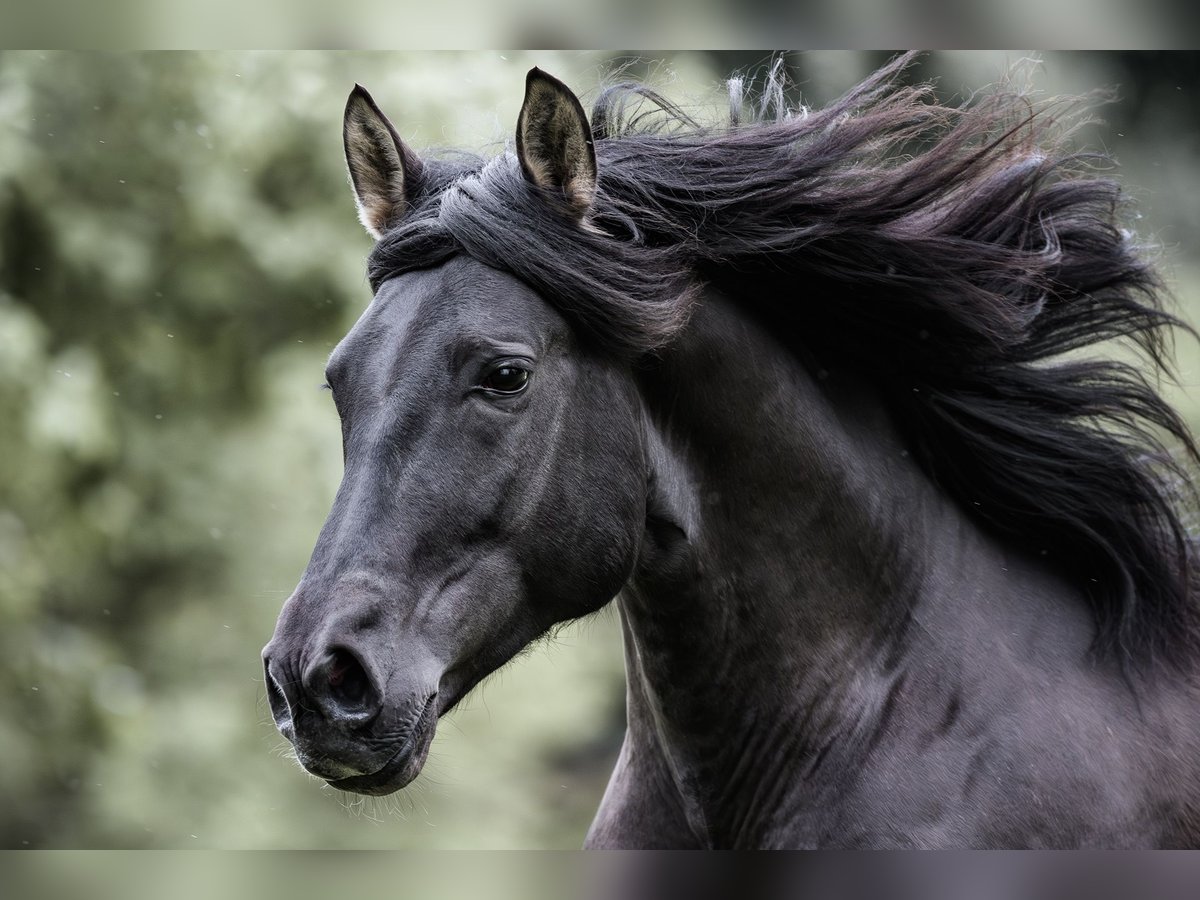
top-left (328, 653), bottom-right (349, 688)
top-left (325, 648), bottom-right (370, 707)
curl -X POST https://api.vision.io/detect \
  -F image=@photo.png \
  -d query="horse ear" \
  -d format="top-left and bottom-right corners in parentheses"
top-left (343, 84), bottom-right (423, 239)
top-left (516, 68), bottom-right (597, 220)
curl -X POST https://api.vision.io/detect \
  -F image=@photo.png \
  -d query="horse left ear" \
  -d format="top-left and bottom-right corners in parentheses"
top-left (516, 68), bottom-right (597, 220)
top-left (343, 84), bottom-right (423, 239)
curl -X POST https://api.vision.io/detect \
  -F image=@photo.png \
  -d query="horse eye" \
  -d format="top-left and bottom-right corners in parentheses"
top-left (480, 365), bottom-right (530, 394)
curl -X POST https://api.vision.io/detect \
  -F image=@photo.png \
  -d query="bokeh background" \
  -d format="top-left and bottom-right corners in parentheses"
top-left (1, 51), bottom-right (1197, 849)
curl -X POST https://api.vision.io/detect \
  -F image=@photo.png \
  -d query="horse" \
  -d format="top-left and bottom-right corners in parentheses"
top-left (262, 54), bottom-right (1200, 848)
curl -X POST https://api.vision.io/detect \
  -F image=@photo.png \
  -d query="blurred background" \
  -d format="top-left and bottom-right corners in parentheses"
top-left (1, 51), bottom-right (1197, 849)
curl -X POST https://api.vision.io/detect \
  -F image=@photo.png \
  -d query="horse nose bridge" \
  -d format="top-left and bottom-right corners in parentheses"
top-left (326, 448), bottom-right (426, 538)
top-left (299, 478), bottom-right (402, 584)
top-left (304, 507), bottom-right (423, 596)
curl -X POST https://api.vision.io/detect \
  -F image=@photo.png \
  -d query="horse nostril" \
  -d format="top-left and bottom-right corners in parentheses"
top-left (306, 646), bottom-right (380, 726)
top-left (327, 648), bottom-right (369, 705)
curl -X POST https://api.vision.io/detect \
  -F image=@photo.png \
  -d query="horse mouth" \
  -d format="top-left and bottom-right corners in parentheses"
top-left (327, 694), bottom-right (438, 796)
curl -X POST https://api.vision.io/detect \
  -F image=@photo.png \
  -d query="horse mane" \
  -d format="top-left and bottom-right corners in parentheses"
top-left (369, 53), bottom-right (1200, 671)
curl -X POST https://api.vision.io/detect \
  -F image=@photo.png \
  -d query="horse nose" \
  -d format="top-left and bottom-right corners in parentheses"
top-left (301, 646), bottom-right (382, 727)
top-left (263, 644), bottom-right (381, 733)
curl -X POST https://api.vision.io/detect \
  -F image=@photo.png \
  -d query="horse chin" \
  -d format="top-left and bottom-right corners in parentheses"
top-left (325, 698), bottom-right (438, 796)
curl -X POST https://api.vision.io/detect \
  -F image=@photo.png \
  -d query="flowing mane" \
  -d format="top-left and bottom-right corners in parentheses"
top-left (367, 53), bottom-right (1199, 670)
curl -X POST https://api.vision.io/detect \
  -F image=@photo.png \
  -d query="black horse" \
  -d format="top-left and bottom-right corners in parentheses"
top-left (263, 54), bottom-right (1200, 847)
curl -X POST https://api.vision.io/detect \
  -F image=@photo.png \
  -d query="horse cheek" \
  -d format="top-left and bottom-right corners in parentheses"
top-left (537, 400), bottom-right (644, 619)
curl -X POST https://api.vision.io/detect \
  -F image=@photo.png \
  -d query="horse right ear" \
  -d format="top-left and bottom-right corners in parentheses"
top-left (516, 68), bottom-right (597, 220)
top-left (343, 84), bottom-right (423, 240)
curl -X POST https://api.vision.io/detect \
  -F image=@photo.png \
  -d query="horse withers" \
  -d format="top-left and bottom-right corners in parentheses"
top-left (263, 56), bottom-right (1200, 847)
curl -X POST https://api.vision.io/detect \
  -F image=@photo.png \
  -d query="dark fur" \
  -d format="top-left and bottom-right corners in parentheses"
top-left (367, 53), bottom-right (1199, 672)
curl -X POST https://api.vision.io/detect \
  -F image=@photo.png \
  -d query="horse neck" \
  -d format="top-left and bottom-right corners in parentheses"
top-left (619, 290), bottom-right (1060, 841)
top-left (627, 289), bottom-right (969, 679)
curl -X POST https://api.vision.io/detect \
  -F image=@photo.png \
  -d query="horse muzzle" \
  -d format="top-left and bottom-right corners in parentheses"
top-left (325, 693), bottom-right (439, 795)
top-left (263, 639), bottom-right (440, 794)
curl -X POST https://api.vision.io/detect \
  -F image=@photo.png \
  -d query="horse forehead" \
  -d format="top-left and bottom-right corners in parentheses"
top-left (338, 260), bottom-right (565, 375)
top-left (328, 263), bottom-right (466, 370)
top-left (386, 258), bottom-right (549, 330)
